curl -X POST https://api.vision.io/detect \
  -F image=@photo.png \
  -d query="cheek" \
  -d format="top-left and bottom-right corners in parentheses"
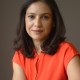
top-left (25, 22), bottom-right (30, 34)
top-left (25, 19), bottom-right (31, 31)
top-left (25, 22), bottom-right (33, 37)
top-left (44, 21), bottom-right (52, 32)
top-left (25, 26), bottom-right (31, 37)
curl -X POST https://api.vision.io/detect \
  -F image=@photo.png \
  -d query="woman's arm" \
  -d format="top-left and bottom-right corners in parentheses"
top-left (12, 62), bottom-right (26, 80)
top-left (67, 55), bottom-right (80, 80)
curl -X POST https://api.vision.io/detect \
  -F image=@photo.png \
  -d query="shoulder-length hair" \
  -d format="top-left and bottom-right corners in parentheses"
top-left (13, 0), bottom-right (66, 58)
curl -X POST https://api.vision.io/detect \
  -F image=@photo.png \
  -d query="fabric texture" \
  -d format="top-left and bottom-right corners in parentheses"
top-left (12, 41), bottom-right (80, 80)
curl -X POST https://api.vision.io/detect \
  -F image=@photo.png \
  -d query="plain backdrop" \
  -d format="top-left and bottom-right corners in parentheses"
top-left (0, 0), bottom-right (80, 80)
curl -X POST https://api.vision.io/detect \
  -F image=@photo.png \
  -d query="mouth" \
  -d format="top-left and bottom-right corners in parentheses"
top-left (32, 30), bottom-right (43, 32)
top-left (32, 29), bottom-right (43, 34)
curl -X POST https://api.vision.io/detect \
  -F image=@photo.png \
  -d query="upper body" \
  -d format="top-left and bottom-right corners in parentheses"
top-left (12, 41), bottom-right (80, 80)
top-left (12, 0), bottom-right (80, 80)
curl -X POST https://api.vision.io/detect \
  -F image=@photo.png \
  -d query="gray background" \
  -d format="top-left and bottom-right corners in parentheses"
top-left (0, 0), bottom-right (80, 80)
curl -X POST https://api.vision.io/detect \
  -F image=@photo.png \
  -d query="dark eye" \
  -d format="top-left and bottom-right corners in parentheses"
top-left (28, 15), bottom-right (35, 20)
top-left (42, 15), bottom-right (49, 20)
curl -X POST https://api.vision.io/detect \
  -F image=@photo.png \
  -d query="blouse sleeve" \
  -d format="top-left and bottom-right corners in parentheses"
top-left (64, 42), bottom-right (80, 70)
top-left (12, 50), bottom-right (25, 69)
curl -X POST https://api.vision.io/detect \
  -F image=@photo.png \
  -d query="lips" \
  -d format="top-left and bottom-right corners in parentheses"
top-left (31, 29), bottom-right (43, 34)
top-left (32, 29), bottom-right (43, 32)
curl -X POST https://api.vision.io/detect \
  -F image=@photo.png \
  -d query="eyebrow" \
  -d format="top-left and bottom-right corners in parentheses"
top-left (26, 12), bottom-right (52, 16)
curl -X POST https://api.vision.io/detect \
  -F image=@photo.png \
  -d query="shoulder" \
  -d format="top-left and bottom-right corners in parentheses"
top-left (60, 41), bottom-right (75, 48)
top-left (12, 50), bottom-right (25, 61)
top-left (59, 41), bottom-right (79, 59)
top-left (59, 41), bottom-right (80, 68)
top-left (12, 50), bottom-right (27, 69)
top-left (59, 41), bottom-right (79, 53)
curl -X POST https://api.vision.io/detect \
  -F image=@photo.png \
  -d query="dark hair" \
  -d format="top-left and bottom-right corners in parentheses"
top-left (13, 0), bottom-right (66, 58)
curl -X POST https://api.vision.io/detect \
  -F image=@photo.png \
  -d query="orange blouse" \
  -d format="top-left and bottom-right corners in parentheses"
top-left (12, 41), bottom-right (80, 80)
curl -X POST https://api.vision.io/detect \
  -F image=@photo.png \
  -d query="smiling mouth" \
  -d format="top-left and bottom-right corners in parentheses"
top-left (32, 30), bottom-right (43, 32)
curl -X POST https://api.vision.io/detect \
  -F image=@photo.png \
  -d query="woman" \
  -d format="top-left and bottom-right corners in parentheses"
top-left (12, 0), bottom-right (80, 80)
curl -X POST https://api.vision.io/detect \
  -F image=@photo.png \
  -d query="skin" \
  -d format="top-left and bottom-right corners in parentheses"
top-left (12, 62), bottom-right (26, 80)
top-left (12, 2), bottom-right (80, 80)
top-left (25, 2), bottom-right (53, 53)
top-left (67, 56), bottom-right (80, 80)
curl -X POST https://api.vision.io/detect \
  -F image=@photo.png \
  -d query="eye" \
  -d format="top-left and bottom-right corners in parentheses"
top-left (42, 15), bottom-right (49, 20)
top-left (28, 15), bottom-right (35, 20)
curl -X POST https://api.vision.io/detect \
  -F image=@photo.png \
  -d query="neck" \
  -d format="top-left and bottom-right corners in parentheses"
top-left (33, 40), bottom-right (43, 54)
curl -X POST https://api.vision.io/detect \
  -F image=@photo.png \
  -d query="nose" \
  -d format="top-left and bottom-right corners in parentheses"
top-left (34, 17), bottom-right (42, 28)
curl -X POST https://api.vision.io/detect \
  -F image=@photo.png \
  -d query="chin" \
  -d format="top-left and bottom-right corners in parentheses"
top-left (32, 37), bottom-right (44, 41)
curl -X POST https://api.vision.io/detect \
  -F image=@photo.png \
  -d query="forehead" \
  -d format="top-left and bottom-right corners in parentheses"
top-left (26, 1), bottom-right (52, 15)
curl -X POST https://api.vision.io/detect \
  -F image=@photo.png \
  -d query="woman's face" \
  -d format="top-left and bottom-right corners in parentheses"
top-left (25, 2), bottom-right (53, 42)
